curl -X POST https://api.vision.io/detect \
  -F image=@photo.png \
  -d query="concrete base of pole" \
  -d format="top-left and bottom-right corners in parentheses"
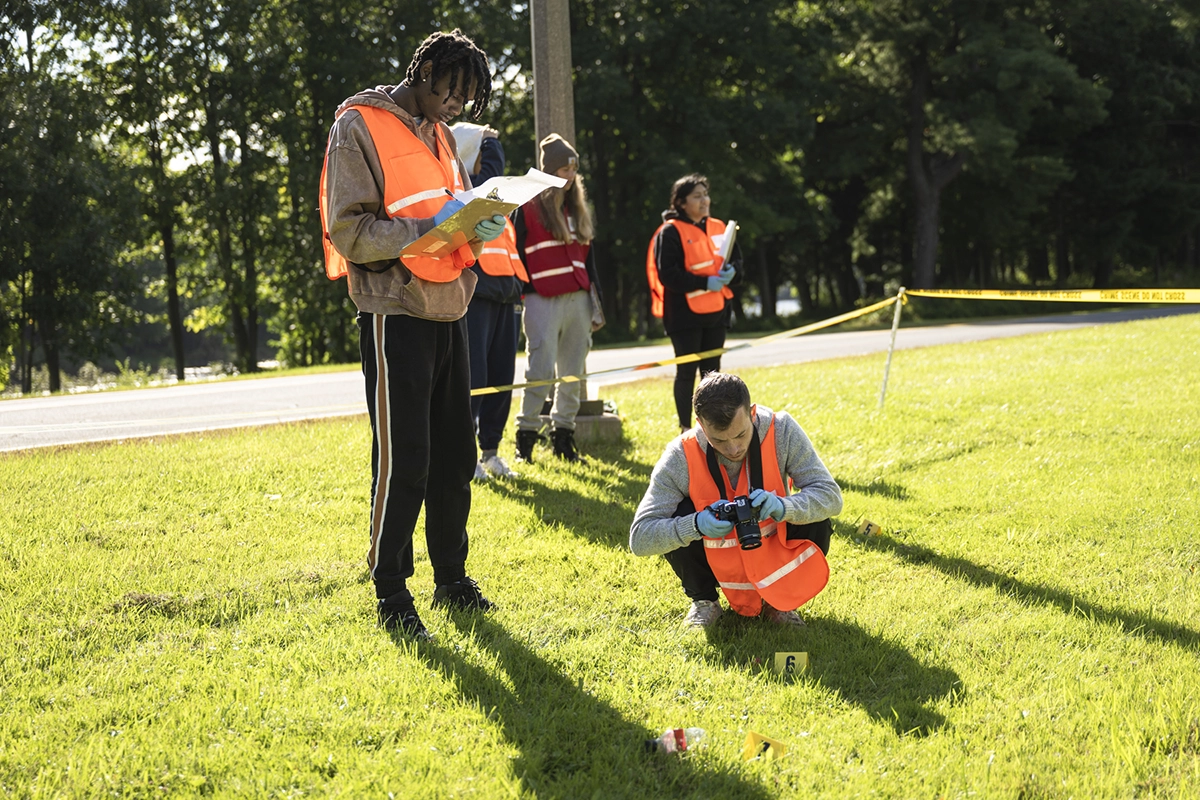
top-left (537, 398), bottom-right (624, 444)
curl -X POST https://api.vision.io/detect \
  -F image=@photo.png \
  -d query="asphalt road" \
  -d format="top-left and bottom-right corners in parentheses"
top-left (3, 304), bottom-right (1196, 452)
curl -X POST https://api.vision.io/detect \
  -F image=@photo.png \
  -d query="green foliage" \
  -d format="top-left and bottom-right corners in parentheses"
top-left (2, 0), bottom-right (1199, 380)
top-left (3, 315), bottom-right (1200, 794)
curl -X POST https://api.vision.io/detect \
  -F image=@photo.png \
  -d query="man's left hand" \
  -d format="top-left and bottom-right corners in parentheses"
top-left (749, 488), bottom-right (785, 522)
top-left (474, 214), bottom-right (506, 242)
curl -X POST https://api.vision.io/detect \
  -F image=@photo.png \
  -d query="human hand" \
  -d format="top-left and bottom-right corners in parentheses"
top-left (433, 198), bottom-right (464, 226)
top-left (749, 488), bottom-right (785, 522)
top-left (706, 275), bottom-right (725, 293)
top-left (695, 508), bottom-right (735, 538)
top-left (717, 264), bottom-right (736, 286)
top-left (481, 126), bottom-right (500, 140)
top-left (474, 214), bottom-right (507, 242)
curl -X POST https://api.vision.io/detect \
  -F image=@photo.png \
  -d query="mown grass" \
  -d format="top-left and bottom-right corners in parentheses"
top-left (2, 312), bottom-right (1199, 798)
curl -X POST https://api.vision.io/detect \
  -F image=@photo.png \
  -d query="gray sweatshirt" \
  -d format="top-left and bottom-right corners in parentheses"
top-left (629, 405), bottom-right (843, 557)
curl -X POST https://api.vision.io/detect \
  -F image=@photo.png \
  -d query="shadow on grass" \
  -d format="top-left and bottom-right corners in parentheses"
top-left (700, 615), bottom-right (959, 737)
top-left (484, 444), bottom-right (653, 551)
top-left (865, 532), bottom-right (1200, 650)
top-left (408, 614), bottom-right (770, 800)
top-left (837, 477), bottom-right (910, 500)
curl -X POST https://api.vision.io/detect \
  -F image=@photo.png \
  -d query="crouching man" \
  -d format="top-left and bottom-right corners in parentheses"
top-left (629, 373), bottom-right (843, 627)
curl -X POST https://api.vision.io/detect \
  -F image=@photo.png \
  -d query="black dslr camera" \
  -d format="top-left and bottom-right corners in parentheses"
top-left (712, 495), bottom-right (762, 550)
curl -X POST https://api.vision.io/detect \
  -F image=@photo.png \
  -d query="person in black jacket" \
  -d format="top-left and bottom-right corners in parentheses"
top-left (452, 122), bottom-right (523, 480)
top-left (649, 173), bottom-right (743, 431)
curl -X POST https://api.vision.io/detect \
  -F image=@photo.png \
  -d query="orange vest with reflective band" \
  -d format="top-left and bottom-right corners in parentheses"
top-left (682, 410), bottom-right (829, 616)
top-left (319, 105), bottom-right (474, 283)
top-left (645, 218), bottom-right (733, 318)
top-left (476, 218), bottom-right (528, 282)
top-left (522, 200), bottom-right (591, 297)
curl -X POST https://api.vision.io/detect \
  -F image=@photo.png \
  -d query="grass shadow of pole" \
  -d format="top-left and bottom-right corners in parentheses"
top-left (863, 532), bottom-right (1200, 651)
top-left (698, 617), bottom-right (960, 737)
top-left (407, 614), bottom-right (773, 800)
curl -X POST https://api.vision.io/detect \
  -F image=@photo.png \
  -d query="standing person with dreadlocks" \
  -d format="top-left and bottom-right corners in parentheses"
top-left (646, 173), bottom-right (743, 434)
top-left (319, 29), bottom-right (504, 640)
top-left (512, 134), bottom-right (601, 464)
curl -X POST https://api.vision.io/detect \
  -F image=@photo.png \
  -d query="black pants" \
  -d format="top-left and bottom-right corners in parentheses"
top-left (358, 312), bottom-right (476, 599)
top-left (663, 497), bottom-right (833, 603)
top-left (466, 298), bottom-right (520, 451)
top-left (670, 326), bottom-right (725, 429)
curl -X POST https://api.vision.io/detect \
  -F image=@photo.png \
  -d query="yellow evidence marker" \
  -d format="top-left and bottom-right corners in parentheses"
top-left (773, 651), bottom-right (809, 678)
top-left (856, 519), bottom-right (881, 537)
top-left (742, 730), bottom-right (787, 761)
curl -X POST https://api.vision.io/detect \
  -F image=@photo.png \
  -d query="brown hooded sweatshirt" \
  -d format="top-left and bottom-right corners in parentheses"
top-left (323, 85), bottom-right (481, 319)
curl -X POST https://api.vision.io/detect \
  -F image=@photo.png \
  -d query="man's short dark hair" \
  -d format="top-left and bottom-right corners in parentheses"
top-left (693, 373), bottom-right (751, 430)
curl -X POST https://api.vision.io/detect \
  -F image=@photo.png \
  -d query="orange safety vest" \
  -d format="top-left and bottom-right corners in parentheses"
top-left (319, 104), bottom-right (474, 283)
top-left (522, 200), bottom-right (591, 297)
top-left (682, 409), bottom-right (829, 616)
top-left (645, 218), bottom-right (733, 318)
top-left (475, 218), bottom-right (528, 283)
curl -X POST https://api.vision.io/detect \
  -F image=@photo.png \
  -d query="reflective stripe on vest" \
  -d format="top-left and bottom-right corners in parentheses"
top-left (319, 104), bottom-right (473, 283)
top-left (715, 543), bottom-right (819, 592)
top-left (522, 200), bottom-right (590, 297)
top-left (683, 410), bottom-right (828, 616)
top-left (476, 218), bottom-right (528, 282)
top-left (644, 218), bottom-right (733, 317)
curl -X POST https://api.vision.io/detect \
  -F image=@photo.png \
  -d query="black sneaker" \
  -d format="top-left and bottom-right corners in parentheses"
top-left (432, 576), bottom-right (495, 612)
top-left (377, 601), bottom-right (432, 640)
top-left (552, 428), bottom-right (586, 462)
top-left (515, 429), bottom-right (540, 463)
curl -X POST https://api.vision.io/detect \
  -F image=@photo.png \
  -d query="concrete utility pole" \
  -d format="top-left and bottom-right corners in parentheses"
top-left (530, 0), bottom-right (577, 152)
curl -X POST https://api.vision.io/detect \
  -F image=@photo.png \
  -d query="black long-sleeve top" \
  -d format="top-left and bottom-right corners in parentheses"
top-left (652, 212), bottom-right (743, 333)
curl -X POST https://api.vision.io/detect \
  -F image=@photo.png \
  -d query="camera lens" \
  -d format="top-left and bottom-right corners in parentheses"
top-left (736, 522), bottom-right (762, 550)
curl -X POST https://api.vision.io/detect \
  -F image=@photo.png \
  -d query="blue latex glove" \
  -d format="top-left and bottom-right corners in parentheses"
top-left (695, 507), bottom-right (735, 538)
top-left (717, 264), bottom-right (736, 286)
top-left (705, 275), bottom-right (725, 293)
top-left (474, 214), bottom-right (506, 243)
top-left (749, 488), bottom-right (786, 522)
top-left (433, 198), bottom-right (464, 226)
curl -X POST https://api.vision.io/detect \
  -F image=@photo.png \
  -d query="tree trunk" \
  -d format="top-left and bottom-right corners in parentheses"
top-left (19, 271), bottom-right (32, 394)
top-left (39, 317), bottom-right (60, 393)
top-left (757, 246), bottom-right (777, 321)
top-left (147, 120), bottom-right (185, 381)
top-left (907, 56), bottom-right (964, 289)
top-left (1093, 254), bottom-right (1114, 289)
top-left (1055, 207), bottom-right (1072, 287)
top-left (1027, 243), bottom-right (1050, 283)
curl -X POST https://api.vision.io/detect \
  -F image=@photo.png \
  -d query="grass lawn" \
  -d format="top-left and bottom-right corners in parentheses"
top-left (2, 312), bottom-right (1198, 798)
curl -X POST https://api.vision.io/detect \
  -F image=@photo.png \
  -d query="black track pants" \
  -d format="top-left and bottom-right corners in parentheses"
top-left (358, 312), bottom-right (476, 599)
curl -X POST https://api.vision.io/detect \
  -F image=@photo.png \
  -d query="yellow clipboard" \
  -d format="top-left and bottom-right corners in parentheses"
top-left (400, 198), bottom-right (516, 258)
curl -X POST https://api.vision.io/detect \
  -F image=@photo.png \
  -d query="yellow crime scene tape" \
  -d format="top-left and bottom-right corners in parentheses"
top-left (470, 286), bottom-right (1199, 398)
top-left (906, 287), bottom-right (1200, 303)
top-left (469, 295), bottom-right (898, 396)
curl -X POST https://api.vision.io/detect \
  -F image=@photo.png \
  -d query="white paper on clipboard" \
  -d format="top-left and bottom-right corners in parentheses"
top-left (712, 220), bottom-right (738, 264)
top-left (453, 168), bottom-right (567, 206)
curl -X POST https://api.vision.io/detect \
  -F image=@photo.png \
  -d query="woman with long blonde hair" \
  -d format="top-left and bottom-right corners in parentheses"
top-left (513, 133), bottom-right (601, 463)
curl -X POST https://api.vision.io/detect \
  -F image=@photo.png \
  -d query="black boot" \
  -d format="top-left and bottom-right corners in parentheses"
top-left (552, 428), bottom-right (585, 462)
top-left (515, 429), bottom-right (540, 463)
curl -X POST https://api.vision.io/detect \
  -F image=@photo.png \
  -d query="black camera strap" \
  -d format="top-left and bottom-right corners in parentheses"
top-left (704, 419), bottom-right (764, 500)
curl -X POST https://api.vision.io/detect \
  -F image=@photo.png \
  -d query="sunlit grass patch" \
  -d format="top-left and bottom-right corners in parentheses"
top-left (2, 312), bottom-right (1198, 797)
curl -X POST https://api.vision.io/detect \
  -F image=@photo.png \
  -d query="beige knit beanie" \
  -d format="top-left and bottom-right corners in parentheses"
top-left (538, 133), bottom-right (578, 173)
